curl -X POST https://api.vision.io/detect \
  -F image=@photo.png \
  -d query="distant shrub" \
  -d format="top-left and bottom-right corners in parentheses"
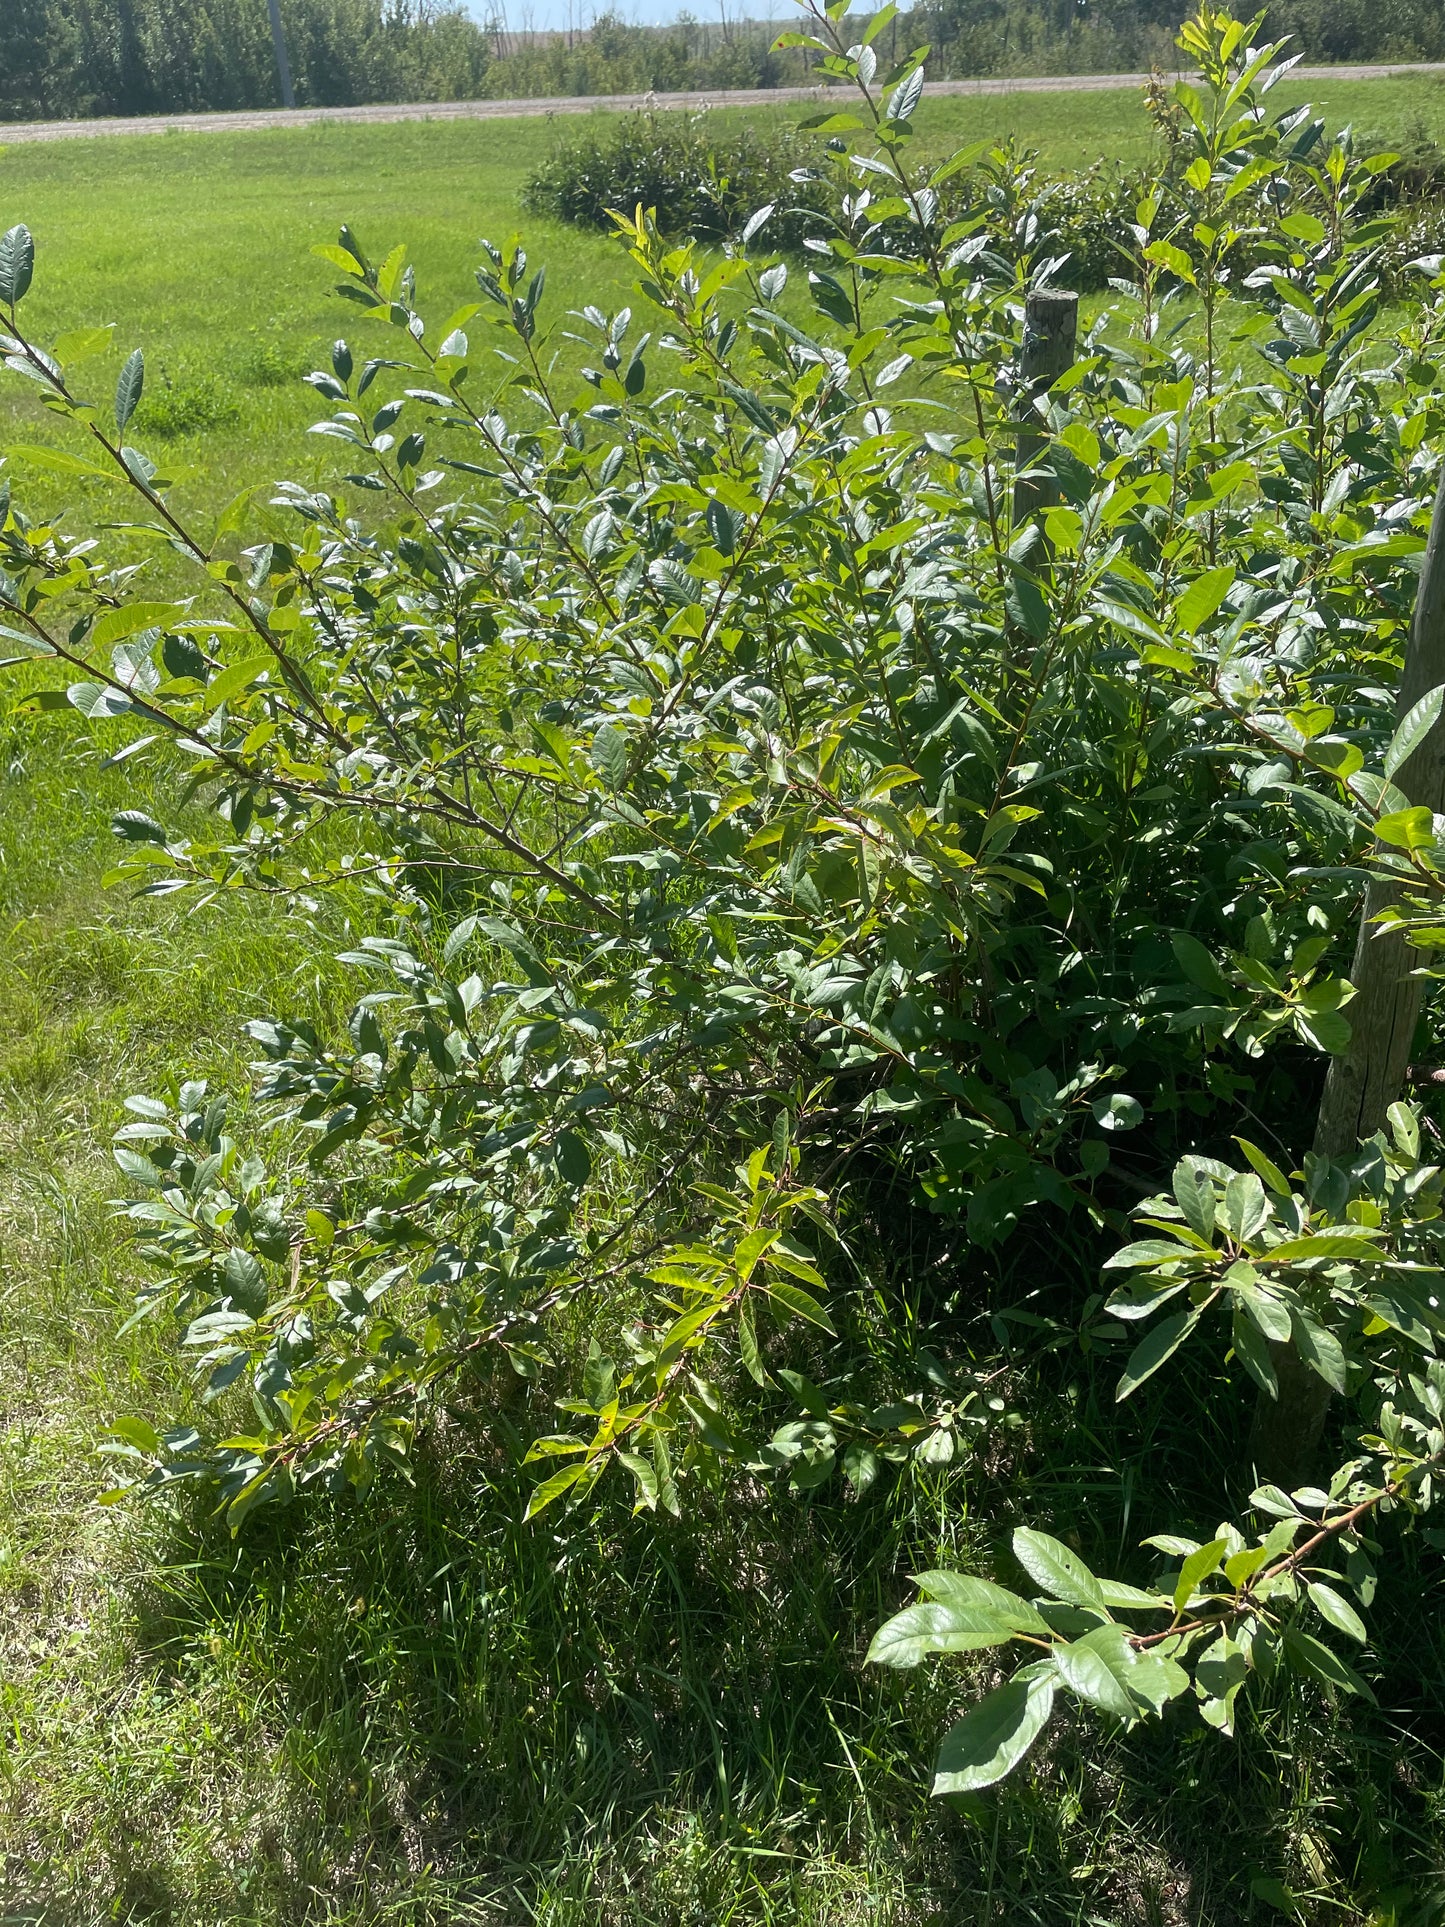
top-left (142, 374), bottom-right (240, 438)
top-left (237, 340), bottom-right (306, 389)
top-left (1360, 122), bottom-right (1445, 210)
top-left (524, 112), bottom-right (834, 249)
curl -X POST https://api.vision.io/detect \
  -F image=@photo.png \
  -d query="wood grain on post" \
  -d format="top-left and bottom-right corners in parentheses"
top-left (1012, 288), bottom-right (1079, 527)
top-left (1251, 466), bottom-right (1445, 1484)
top-left (1315, 466), bottom-right (1445, 1155)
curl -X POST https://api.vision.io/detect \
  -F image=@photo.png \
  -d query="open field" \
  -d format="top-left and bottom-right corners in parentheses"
top-left (3, 66), bottom-right (1444, 516)
top-left (5, 75), bottom-right (1445, 1923)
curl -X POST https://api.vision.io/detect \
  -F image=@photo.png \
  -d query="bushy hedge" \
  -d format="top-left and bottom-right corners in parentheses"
top-left (527, 105), bottom-right (1445, 299)
top-left (524, 112), bottom-right (835, 248)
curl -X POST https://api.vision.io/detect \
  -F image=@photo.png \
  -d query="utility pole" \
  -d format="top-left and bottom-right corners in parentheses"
top-left (267, 0), bottom-right (296, 109)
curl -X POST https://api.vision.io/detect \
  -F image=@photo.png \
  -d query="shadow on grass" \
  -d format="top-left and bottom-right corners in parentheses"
top-left (78, 1381), bottom-right (1445, 1927)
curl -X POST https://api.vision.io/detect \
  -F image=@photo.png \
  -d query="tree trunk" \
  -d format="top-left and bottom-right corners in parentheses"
top-left (1250, 467), bottom-right (1445, 1487)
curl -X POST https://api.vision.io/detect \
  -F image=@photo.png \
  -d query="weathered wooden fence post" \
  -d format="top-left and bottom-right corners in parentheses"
top-left (1012, 288), bottom-right (1079, 527)
top-left (267, 0), bottom-right (296, 109)
top-left (1250, 466), bottom-right (1445, 1484)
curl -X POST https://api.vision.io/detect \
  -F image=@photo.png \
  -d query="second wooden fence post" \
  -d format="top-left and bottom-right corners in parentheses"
top-left (1013, 288), bottom-right (1079, 527)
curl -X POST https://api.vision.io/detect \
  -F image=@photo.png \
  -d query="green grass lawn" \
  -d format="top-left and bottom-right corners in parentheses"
top-left (4, 76), bottom-right (1445, 1922)
top-left (1, 65), bottom-right (1442, 518)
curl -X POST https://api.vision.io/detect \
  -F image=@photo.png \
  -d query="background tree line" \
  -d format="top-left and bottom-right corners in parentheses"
top-left (1, 0), bottom-right (492, 120)
top-left (920, 0), bottom-right (1445, 76)
top-left (2, 0), bottom-right (1445, 146)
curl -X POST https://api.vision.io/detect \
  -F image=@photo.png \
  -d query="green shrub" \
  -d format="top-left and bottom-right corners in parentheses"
top-left (5, 0), bottom-right (1445, 1833)
top-left (524, 110), bottom-right (834, 248)
top-left (140, 371), bottom-right (240, 437)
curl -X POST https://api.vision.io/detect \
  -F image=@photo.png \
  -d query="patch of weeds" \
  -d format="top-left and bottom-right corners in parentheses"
top-left (141, 371), bottom-right (241, 439)
top-left (235, 338), bottom-right (305, 389)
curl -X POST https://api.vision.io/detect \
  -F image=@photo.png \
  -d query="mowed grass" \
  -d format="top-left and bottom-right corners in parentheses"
top-left (1, 67), bottom-right (1443, 513)
top-left (4, 76), bottom-right (1445, 1923)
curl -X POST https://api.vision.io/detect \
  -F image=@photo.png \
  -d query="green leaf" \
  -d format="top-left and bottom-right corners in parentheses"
top-left (555, 1129), bottom-right (591, 1188)
top-left (738, 1295), bottom-right (768, 1387)
top-left (1103, 1238), bottom-right (1201, 1270)
top-left (1053, 1624), bottom-right (1147, 1718)
top-left (1116, 1308), bottom-right (1201, 1401)
top-left (1290, 1313), bottom-right (1349, 1394)
top-left (617, 1450), bottom-right (657, 1511)
top-left (524, 1458), bottom-right (590, 1520)
top-left (1374, 806), bottom-right (1436, 851)
top-left (1281, 1625), bottom-right (1375, 1703)
top-left (1173, 1158), bottom-right (1217, 1241)
top-left (1222, 1172), bottom-right (1270, 1244)
top-left (1005, 569), bottom-right (1050, 640)
top-left (1387, 1102), bottom-right (1420, 1160)
top-left (733, 1225), bottom-right (781, 1281)
top-left (1307, 736), bottom-right (1363, 782)
top-left (912, 1570), bottom-right (1052, 1635)
top-left (113, 1146), bottom-right (162, 1184)
top-left (10, 444), bottom-right (111, 480)
top-left (1248, 1875), bottom-right (1299, 1917)
top-left (766, 1278), bottom-right (835, 1332)
top-left (225, 1466), bottom-right (281, 1531)
top-left (91, 603), bottom-right (184, 649)
top-left (1307, 1580), bottom-right (1367, 1644)
top-left (223, 1246), bottom-right (267, 1314)
top-left (866, 1601), bottom-right (1020, 1668)
top-left (1234, 1278), bottom-right (1292, 1344)
top-left (0, 224), bottom-right (35, 306)
top-left (886, 65), bottom-right (925, 125)
top-left (1234, 1138), bottom-right (1290, 1197)
top-left (204, 654), bottom-right (273, 712)
top-left (931, 1671), bottom-right (1056, 1795)
top-left (1280, 211), bottom-right (1326, 243)
top-left (1144, 237), bottom-right (1196, 286)
top-left (112, 810), bottom-right (167, 845)
top-left (1091, 1091), bottom-right (1143, 1133)
top-left (1175, 566), bottom-right (1235, 635)
top-left (1265, 1232), bottom-right (1382, 1264)
top-left (1012, 1528), bottom-right (1104, 1609)
top-left (1171, 933), bottom-right (1229, 998)
top-left (53, 323), bottom-right (116, 365)
top-left (67, 681), bottom-right (131, 719)
top-left (108, 1414), bottom-right (162, 1455)
top-left (1384, 684), bottom-right (1445, 780)
top-left (842, 1440), bottom-right (878, 1494)
top-left (1095, 1580), bottom-right (1172, 1613)
top-left (442, 913), bottom-right (480, 966)
top-left (1231, 1305), bottom-right (1278, 1396)
top-left (590, 722), bottom-right (628, 789)
top-left (1105, 1274), bottom-right (1191, 1321)
top-left (115, 348), bottom-right (145, 434)
top-left (1174, 1536), bottom-right (1227, 1612)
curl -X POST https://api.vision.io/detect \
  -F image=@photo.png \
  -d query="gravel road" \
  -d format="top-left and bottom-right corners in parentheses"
top-left (1, 61), bottom-right (1442, 146)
